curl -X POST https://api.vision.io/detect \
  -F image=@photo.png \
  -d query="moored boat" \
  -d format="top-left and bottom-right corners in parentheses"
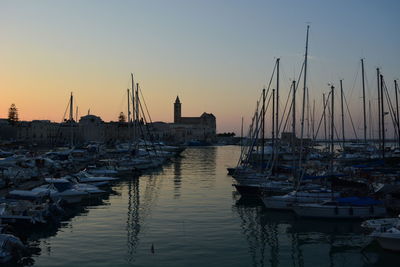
top-left (292, 197), bottom-right (387, 219)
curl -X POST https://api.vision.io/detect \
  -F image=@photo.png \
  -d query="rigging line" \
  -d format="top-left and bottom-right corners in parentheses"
top-left (239, 99), bottom-right (262, 168)
top-left (241, 100), bottom-right (263, 168)
top-left (278, 61), bottom-right (305, 135)
top-left (383, 79), bottom-right (398, 133)
top-left (279, 83), bottom-right (293, 135)
top-left (343, 92), bottom-right (359, 140)
top-left (277, 60), bottom-right (289, 124)
top-left (306, 86), bottom-right (311, 138)
top-left (266, 60), bottom-right (278, 93)
top-left (364, 68), bottom-right (371, 99)
top-left (238, 93), bottom-right (268, 169)
top-left (333, 123), bottom-right (343, 149)
top-left (278, 61), bottom-right (305, 134)
top-left (244, 90), bottom-right (274, 170)
top-left (236, 112), bottom-right (255, 168)
top-left (54, 95), bottom-right (73, 146)
top-left (60, 95), bottom-right (70, 122)
top-left (348, 61), bottom-right (360, 105)
top-left (138, 85), bottom-right (153, 124)
top-left (242, 105), bottom-right (263, 168)
top-left (137, 85), bottom-right (164, 154)
top-left (365, 71), bottom-right (376, 137)
top-left (137, 99), bottom-right (158, 157)
top-left (313, 91), bottom-right (331, 140)
top-left (264, 91), bottom-right (277, 171)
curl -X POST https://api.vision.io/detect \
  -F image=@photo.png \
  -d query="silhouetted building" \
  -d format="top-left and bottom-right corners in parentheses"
top-left (0, 95), bottom-right (217, 146)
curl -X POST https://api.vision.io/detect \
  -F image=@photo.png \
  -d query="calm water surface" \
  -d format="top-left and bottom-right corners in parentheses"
top-left (17, 146), bottom-right (400, 266)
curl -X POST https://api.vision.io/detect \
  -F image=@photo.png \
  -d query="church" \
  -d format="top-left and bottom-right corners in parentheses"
top-left (148, 96), bottom-right (216, 144)
top-left (174, 96), bottom-right (215, 128)
top-left (171, 96), bottom-right (216, 143)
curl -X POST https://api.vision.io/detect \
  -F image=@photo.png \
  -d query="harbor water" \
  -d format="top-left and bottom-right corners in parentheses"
top-left (16, 146), bottom-right (400, 266)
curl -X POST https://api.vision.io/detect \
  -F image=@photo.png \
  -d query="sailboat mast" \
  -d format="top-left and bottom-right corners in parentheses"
top-left (276, 58), bottom-right (280, 140)
top-left (395, 79), bottom-right (400, 147)
top-left (369, 100), bottom-right (372, 140)
top-left (131, 73), bottom-right (135, 121)
top-left (330, 85), bottom-right (335, 175)
top-left (127, 89), bottom-right (131, 123)
top-left (298, 25), bottom-right (309, 172)
top-left (361, 59), bottom-right (367, 143)
top-left (136, 82), bottom-right (140, 142)
top-left (377, 68), bottom-right (381, 148)
top-left (136, 83), bottom-right (139, 122)
top-left (70, 92), bottom-right (74, 147)
top-left (312, 99), bottom-right (315, 139)
top-left (69, 92), bottom-right (73, 121)
top-left (292, 80), bottom-right (296, 137)
top-left (261, 88), bottom-right (266, 171)
top-left (380, 74), bottom-right (385, 159)
top-left (323, 93), bottom-right (327, 142)
top-left (340, 80), bottom-right (345, 147)
top-left (272, 88), bottom-right (275, 149)
top-left (240, 117), bottom-right (244, 150)
top-left (131, 74), bottom-right (135, 143)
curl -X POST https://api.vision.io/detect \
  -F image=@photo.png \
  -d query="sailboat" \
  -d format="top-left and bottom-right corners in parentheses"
top-left (261, 26), bottom-right (341, 210)
top-left (292, 78), bottom-right (386, 219)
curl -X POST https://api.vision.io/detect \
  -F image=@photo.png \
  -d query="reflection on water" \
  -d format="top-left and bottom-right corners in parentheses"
top-left (174, 157), bottom-right (182, 199)
top-left (183, 147), bottom-right (217, 189)
top-left (233, 194), bottom-right (400, 267)
top-left (7, 146), bottom-right (400, 267)
top-left (126, 178), bottom-right (140, 263)
top-left (126, 173), bottom-right (163, 263)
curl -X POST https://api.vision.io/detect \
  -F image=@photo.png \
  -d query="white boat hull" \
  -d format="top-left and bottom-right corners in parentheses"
top-left (370, 229), bottom-right (400, 251)
top-left (262, 191), bottom-right (340, 210)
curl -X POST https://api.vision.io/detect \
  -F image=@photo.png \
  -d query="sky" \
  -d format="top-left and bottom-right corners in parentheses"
top-left (1, 0), bottom-right (399, 138)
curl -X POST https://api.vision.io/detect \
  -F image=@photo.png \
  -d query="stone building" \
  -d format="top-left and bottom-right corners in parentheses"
top-left (169, 96), bottom-right (216, 143)
top-left (0, 95), bottom-right (216, 146)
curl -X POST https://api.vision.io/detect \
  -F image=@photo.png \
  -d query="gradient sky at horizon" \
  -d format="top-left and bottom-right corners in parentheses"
top-left (1, 0), bottom-right (399, 137)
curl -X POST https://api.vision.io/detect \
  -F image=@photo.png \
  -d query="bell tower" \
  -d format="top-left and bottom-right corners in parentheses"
top-left (174, 96), bottom-right (181, 123)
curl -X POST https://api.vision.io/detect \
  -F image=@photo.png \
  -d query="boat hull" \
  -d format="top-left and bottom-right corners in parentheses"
top-left (371, 232), bottom-right (400, 251)
top-left (293, 204), bottom-right (387, 219)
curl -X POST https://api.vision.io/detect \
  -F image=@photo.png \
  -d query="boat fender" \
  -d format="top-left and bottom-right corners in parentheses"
top-left (369, 205), bottom-right (374, 214)
top-left (334, 206), bottom-right (339, 215)
top-left (349, 207), bottom-right (353, 215)
top-left (151, 243), bottom-right (155, 254)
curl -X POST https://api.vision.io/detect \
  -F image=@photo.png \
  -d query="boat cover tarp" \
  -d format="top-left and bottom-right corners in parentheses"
top-left (337, 196), bottom-right (382, 206)
top-left (302, 174), bottom-right (345, 180)
top-left (351, 160), bottom-right (384, 169)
